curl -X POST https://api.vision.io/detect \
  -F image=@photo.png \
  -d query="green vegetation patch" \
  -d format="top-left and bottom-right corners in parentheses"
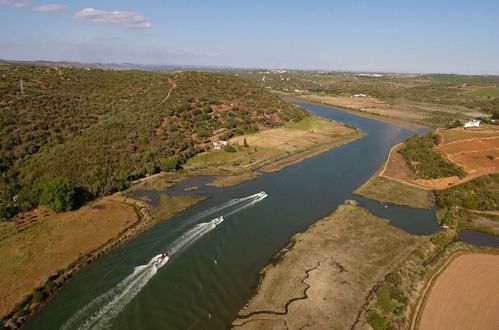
top-left (469, 87), bottom-right (499, 98)
top-left (290, 116), bottom-right (329, 131)
top-left (355, 175), bottom-right (434, 209)
top-left (435, 174), bottom-right (499, 211)
top-left (0, 64), bottom-right (307, 220)
top-left (398, 133), bottom-right (466, 179)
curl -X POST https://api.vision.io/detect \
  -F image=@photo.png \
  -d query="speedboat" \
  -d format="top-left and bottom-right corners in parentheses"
top-left (256, 191), bottom-right (267, 199)
top-left (213, 216), bottom-right (224, 225)
top-left (151, 252), bottom-right (169, 269)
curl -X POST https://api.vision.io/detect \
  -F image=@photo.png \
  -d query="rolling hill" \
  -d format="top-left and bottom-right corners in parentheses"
top-left (0, 64), bottom-right (307, 219)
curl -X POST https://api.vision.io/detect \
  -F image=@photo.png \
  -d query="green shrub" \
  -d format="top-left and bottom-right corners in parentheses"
top-left (377, 283), bottom-right (396, 314)
top-left (223, 145), bottom-right (237, 153)
top-left (398, 133), bottom-right (466, 179)
top-left (367, 310), bottom-right (388, 330)
top-left (39, 177), bottom-right (75, 212)
top-left (159, 157), bottom-right (181, 172)
top-left (435, 174), bottom-right (499, 211)
top-left (0, 65), bottom-right (308, 220)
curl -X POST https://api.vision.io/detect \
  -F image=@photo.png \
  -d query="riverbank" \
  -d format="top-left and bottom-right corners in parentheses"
top-left (0, 191), bottom-right (205, 328)
top-left (282, 94), bottom-right (426, 131)
top-left (1, 112), bottom-right (364, 328)
top-left (185, 115), bottom-right (364, 179)
top-left (232, 200), bottom-right (499, 330)
top-left (232, 201), bottom-right (423, 329)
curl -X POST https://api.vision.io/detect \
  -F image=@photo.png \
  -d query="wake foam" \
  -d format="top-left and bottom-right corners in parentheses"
top-left (62, 192), bottom-right (267, 330)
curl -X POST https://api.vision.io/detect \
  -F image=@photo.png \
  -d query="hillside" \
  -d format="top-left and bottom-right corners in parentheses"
top-left (0, 65), bottom-right (307, 220)
top-left (237, 70), bottom-right (499, 128)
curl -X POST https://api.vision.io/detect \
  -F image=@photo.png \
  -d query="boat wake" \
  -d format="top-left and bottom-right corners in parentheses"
top-left (62, 192), bottom-right (267, 330)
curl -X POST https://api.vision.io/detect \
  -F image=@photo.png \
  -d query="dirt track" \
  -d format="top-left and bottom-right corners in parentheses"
top-left (418, 254), bottom-right (499, 330)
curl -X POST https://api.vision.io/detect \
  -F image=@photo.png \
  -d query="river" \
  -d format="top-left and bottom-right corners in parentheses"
top-left (25, 103), bottom-right (441, 330)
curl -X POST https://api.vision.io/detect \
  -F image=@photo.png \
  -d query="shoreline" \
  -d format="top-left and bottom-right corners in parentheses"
top-left (232, 201), bottom-right (422, 329)
top-left (1, 107), bottom-right (364, 328)
top-left (1, 194), bottom-right (205, 328)
top-left (282, 94), bottom-right (426, 131)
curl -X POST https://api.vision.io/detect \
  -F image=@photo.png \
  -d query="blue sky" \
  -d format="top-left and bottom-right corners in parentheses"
top-left (1, 0), bottom-right (498, 74)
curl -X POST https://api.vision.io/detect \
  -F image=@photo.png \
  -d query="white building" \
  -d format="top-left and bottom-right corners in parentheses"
top-left (464, 120), bottom-right (481, 128)
top-left (213, 141), bottom-right (228, 150)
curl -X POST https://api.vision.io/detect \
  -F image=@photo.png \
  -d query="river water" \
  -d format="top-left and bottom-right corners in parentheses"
top-left (25, 104), bottom-right (441, 330)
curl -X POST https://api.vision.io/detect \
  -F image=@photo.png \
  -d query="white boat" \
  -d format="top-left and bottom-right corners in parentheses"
top-left (256, 191), bottom-right (267, 200)
top-left (151, 252), bottom-right (169, 269)
top-left (213, 216), bottom-right (224, 225)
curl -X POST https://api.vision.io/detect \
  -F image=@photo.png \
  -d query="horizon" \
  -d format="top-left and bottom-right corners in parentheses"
top-left (1, 0), bottom-right (499, 75)
top-left (3, 58), bottom-right (499, 77)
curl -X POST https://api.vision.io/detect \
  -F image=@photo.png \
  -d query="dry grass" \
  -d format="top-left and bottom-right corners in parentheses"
top-left (186, 116), bottom-right (360, 174)
top-left (439, 127), bottom-right (499, 144)
top-left (419, 254), bottom-right (499, 330)
top-left (0, 195), bottom-right (138, 317)
top-left (355, 173), bottom-right (433, 209)
top-left (208, 172), bottom-right (261, 188)
top-left (128, 172), bottom-right (188, 193)
top-left (233, 202), bottom-right (421, 330)
top-left (149, 194), bottom-right (206, 223)
top-left (231, 116), bottom-right (353, 152)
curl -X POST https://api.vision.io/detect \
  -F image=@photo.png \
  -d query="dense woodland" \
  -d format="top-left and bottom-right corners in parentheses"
top-left (0, 64), bottom-right (307, 220)
top-left (435, 174), bottom-right (499, 211)
top-left (398, 133), bottom-right (466, 179)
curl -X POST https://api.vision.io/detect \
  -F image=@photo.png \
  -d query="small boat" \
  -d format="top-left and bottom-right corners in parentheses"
top-left (151, 252), bottom-right (169, 269)
top-left (256, 191), bottom-right (267, 199)
top-left (213, 216), bottom-right (224, 225)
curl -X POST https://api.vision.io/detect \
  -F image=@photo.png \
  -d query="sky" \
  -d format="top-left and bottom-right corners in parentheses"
top-left (1, 0), bottom-right (499, 74)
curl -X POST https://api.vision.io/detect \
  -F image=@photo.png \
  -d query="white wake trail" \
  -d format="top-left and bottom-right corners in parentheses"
top-left (63, 217), bottom-right (223, 330)
top-left (62, 192), bottom-right (267, 330)
top-left (189, 192), bottom-right (263, 222)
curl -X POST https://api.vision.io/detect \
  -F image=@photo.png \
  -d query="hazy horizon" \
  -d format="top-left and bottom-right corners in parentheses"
top-left (1, 0), bottom-right (499, 75)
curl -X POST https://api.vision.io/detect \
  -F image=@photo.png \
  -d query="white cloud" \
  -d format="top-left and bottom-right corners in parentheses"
top-left (0, 0), bottom-right (31, 8)
top-left (74, 8), bottom-right (151, 29)
top-left (33, 4), bottom-right (67, 12)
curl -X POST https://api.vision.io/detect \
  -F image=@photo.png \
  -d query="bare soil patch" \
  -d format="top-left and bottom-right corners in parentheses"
top-left (380, 127), bottom-right (499, 190)
top-left (419, 254), bottom-right (499, 330)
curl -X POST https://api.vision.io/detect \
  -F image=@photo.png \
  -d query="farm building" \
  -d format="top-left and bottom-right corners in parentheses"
top-left (464, 120), bottom-right (481, 128)
top-left (213, 141), bottom-right (228, 150)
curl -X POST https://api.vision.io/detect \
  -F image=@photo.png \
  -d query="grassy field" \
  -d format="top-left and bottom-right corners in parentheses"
top-left (0, 195), bottom-right (138, 318)
top-left (355, 173), bottom-right (434, 209)
top-left (208, 172), bottom-right (261, 187)
top-left (186, 116), bottom-right (361, 174)
top-left (149, 194), bottom-right (206, 223)
top-left (469, 87), bottom-right (499, 97)
top-left (233, 201), bottom-right (422, 330)
top-left (439, 127), bottom-right (499, 143)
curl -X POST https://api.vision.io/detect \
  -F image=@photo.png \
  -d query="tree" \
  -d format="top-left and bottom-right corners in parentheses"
top-left (40, 177), bottom-right (75, 212)
top-left (492, 110), bottom-right (499, 120)
top-left (159, 157), bottom-right (181, 172)
top-left (243, 138), bottom-right (249, 148)
top-left (223, 145), bottom-right (236, 153)
top-left (447, 120), bottom-right (462, 129)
